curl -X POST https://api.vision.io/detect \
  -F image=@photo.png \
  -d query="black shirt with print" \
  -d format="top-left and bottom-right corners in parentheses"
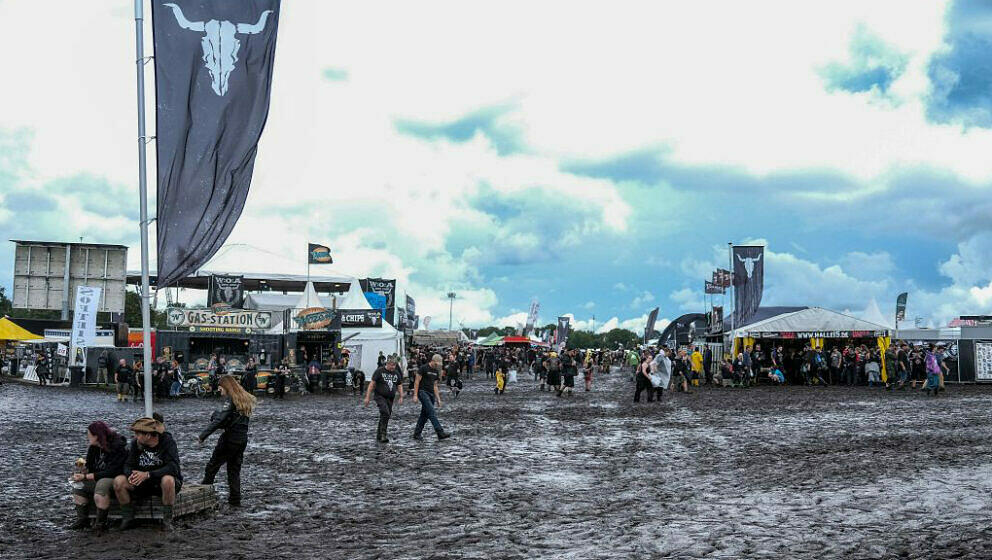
top-left (372, 366), bottom-right (402, 399)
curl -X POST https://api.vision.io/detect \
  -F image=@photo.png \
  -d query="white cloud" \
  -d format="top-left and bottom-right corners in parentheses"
top-left (583, 301), bottom-right (596, 310)
top-left (630, 291), bottom-right (655, 309)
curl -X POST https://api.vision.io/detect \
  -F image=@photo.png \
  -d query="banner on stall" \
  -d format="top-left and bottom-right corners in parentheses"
top-left (208, 274), bottom-right (244, 309)
top-left (360, 278), bottom-right (396, 325)
top-left (338, 309), bottom-right (383, 328)
top-left (69, 286), bottom-right (102, 367)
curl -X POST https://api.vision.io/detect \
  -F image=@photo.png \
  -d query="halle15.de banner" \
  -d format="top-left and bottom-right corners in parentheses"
top-left (152, 0), bottom-right (282, 288)
top-left (69, 286), bottom-right (102, 367)
top-left (732, 245), bottom-right (764, 327)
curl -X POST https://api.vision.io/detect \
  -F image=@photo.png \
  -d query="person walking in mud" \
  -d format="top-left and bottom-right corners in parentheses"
top-left (115, 359), bottom-right (133, 402)
top-left (412, 354), bottom-right (452, 441)
top-left (364, 357), bottom-right (404, 443)
top-left (198, 375), bottom-right (256, 506)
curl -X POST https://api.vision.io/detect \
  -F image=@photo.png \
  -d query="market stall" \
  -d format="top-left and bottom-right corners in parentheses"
top-left (732, 307), bottom-right (891, 380)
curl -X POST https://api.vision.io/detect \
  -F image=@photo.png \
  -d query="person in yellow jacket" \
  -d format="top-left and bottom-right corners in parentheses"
top-left (494, 368), bottom-right (505, 395)
top-left (690, 347), bottom-right (704, 387)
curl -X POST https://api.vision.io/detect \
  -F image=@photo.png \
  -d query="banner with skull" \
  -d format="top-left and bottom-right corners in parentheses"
top-left (359, 278), bottom-right (396, 326)
top-left (732, 245), bottom-right (764, 327)
top-left (152, 0), bottom-right (281, 288)
top-left (208, 274), bottom-right (244, 308)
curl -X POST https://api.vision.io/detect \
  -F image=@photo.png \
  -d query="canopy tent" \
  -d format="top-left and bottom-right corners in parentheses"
top-left (0, 317), bottom-right (43, 341)
top-left (329, 281), bottom-right (402, 375)
top-left (733, 307), bottom-right (890, 339)
top-left (412, 330), bottom-right (469, 347)
top-left (474, 333), bottom-right (504, 346)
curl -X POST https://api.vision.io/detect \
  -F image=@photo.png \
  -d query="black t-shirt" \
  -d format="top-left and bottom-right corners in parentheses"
top-left (372, 366), bottom-right (402, 398)
top-left (116, 365), bottom-right (133, 384)
top-left (445, 361), bottom-right (459, 378)
top-left (418, 364), bottom-right (440, 393)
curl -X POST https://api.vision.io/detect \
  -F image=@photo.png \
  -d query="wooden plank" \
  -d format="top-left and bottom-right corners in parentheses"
top-left (85, 483), bottom-right (218, 520)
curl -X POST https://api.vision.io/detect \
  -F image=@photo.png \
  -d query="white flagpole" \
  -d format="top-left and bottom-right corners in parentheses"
top-left (135, 0), bottom-right (154, 417)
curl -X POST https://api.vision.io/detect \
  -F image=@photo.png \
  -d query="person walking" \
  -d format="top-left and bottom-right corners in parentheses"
top-left (364, 357), bottom-right (404, 443)
top-left (651, 348), bottom-right (672, 401)
top-left (241, 356), bottom-right (258, 395)
top-left (115, 359), bottom-right (133, 402)
top-left (198, 375), bottom-right (257, 507)
top-left (412, 354), bottom-right (452, 441)
top-left (634, 353), bottom-right (653, 402)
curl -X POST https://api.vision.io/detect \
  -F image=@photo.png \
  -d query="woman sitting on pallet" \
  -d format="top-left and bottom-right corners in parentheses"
top-left (113, 416), bottom-right (183, 532)
top-left (70, 421), bottom-right (128, 533)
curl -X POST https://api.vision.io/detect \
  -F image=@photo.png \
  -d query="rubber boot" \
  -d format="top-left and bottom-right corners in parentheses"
top-left (160, 505), bottom-right (174, 532)
top-left (70, 504), bottom-right (90, 530)
top-left (436, 429), bottom-right (451, 441)
top-left (376, 418), bottom-right (384, 442)
top-left (380, 417), bottom-right (390, 444)
top-left (117, 504), bottom-right (135, 531)
top-left (92, 508), bottom-right (109, 534)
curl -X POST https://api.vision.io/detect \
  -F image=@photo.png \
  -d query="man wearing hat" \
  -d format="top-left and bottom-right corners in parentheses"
top-left (112, 417), bottom-right (183, 532)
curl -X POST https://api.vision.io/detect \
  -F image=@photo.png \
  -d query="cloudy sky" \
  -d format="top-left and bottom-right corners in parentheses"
top-left (2, 0), bottom-right (992, 331)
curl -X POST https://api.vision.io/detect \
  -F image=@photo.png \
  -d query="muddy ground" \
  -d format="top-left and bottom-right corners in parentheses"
top-left (2, 372), bottom-right (992, 559)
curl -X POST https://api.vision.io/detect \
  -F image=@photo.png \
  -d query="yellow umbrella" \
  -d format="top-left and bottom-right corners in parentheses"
top-left (0, 317), bottom-right (43, 341)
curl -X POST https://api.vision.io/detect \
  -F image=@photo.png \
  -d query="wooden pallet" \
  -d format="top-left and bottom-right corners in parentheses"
top-left (85, 483), bottom-right (218, 520)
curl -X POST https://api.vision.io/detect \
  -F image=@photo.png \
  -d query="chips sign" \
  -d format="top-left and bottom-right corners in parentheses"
top-left (166, 307), bottom-right (272, 332)
top-left (294, 307), bottom-right (335, 330)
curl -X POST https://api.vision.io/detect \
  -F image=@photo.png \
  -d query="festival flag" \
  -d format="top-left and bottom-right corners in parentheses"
top-left (714, 268), bottom-right (733, 288)
top-left (732, 245), bottom-right (764, 326)
top-left (557, 316), bottom-right (571, 348)
top-left (704, 281), bottom-right (723, 294)
top-left (525, 300), bottom-right (540, 334)
top-left (152, 0), bottom-right (282, 287)
top-left (644, 307), bottom-right (660, 344)
top-left (308, 243), bottom-right (333, 264)
top-left (895, 292), bottom-right (908, 322)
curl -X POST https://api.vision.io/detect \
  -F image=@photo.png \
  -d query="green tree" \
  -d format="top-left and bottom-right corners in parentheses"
top-left (476, 326), bottom-right (502, 338)
top-left (124, 289), bottom-right (168, 329)
top-left (0, 286), bottom-right (12, 317)
top-left (567, 330), bottom-right (600, 349)
top-left (603, 328), bottom-right (640, 349)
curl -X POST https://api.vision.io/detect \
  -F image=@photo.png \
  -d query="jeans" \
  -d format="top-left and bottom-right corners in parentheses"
top-left (374, 395), bottom-right (394, 439)
top-left (414, 390), bottom-right (443, 435)
top-left (203, 434), bottom-right (248, 505)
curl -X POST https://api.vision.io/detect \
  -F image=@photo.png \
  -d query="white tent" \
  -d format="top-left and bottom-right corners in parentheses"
top-left (734, 307), bottom-right (890, 339)
top-left (332, 280), bottom-right (404, 375)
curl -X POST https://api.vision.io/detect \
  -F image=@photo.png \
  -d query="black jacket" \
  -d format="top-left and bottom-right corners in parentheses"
top-left (124, 431), bottom-right (182, 483)
top-left (199, 397), bottom-right (250, 444)
top-left (85, 433), bottom-right (128, 480)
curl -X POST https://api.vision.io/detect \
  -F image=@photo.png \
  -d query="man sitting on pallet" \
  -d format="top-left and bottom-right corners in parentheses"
top-left (113, 417), bottom-right (183, 532)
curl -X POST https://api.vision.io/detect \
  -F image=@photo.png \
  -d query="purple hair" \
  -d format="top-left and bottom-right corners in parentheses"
top-left (87, 421), bottom-right (117, 451)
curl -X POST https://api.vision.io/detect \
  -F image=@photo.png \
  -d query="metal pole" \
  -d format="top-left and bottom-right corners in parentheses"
top-left (728, 242), bottom-right (734, 355)
top-left (135, 0), bottom-right (154, 417)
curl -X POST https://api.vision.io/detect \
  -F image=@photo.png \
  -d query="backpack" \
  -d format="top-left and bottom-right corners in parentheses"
top-left (925, 352), bottom-right (940, 374)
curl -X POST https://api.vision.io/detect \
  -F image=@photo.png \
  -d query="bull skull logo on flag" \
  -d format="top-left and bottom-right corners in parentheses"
top-left (163, 3), bottom-right (273, 96)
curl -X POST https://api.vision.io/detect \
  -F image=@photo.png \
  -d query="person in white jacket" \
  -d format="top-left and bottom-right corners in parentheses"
top-left (650, 348), bottom-right (672, 400)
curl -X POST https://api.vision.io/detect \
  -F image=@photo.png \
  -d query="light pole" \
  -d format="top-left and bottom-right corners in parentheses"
top-left (447, 292), bottom-right (456, 331)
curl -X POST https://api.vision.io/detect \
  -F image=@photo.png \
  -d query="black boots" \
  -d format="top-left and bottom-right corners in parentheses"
top-left (376, 418), bottom-right (390, 443)
top-left (70, 504), bottom-right (90, 530)
top-left (160, 505), bottom-right (174, 532)
top-left (117, 504), bottom-right (135, 531)
top-left (436, 430), bottom-right (451, 441)
top-left (92, 508), bottom-right (109, 534)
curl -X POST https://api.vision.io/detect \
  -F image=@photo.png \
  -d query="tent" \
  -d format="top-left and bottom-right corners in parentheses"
top-left (733, 307), bottom-right (890, 339)
top-left (336, 281), bottom-right (403, 375)
top-left (475, 333), bottom-right (503, 346)
top-left (0, 317), bottom-right (42, 341)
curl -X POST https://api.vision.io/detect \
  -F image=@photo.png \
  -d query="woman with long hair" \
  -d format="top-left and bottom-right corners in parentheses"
top-left (197, 374), bottom-right (257, 506)
top-left (70, 421), bottom-right (128, 532)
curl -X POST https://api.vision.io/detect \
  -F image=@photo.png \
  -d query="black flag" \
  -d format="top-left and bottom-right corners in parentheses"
top-left (152, 0), bottom-right (281, 288)
top-left (208, 274), bottom-right (244, 308)
top-left (733, 245), bottom-right (764, 326)
top-left (644, 307), bottom-right (659, 344)
top-left (895, 292), bottom-right (908, 322)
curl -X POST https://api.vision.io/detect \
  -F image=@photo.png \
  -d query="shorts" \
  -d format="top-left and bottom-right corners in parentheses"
top-left (547, 373), bottom-right (561, 385)
top-left (116, 382), bottom-right (130, 394)
top-left (563, 375), bottom-right (575, 388)
top-left (674, 373), bottom-right (687, 386)
top-left (130, 476), bottom-right (182, 498)
top-left (72, 478), bottom-right (115, 498)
